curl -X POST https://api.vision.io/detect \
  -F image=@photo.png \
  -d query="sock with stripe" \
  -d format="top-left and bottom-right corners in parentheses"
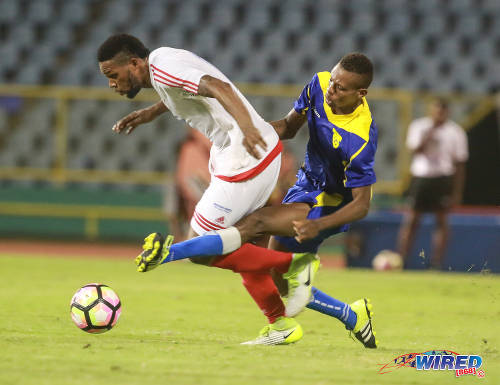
top-left (306, 287), bottom-right (357, 330)
top-left (161, 227), bottom-right (242, 264)
top-left (240, 272), bottom-right (286, 324)
top-left (211, 243), bottom-right (293, 273)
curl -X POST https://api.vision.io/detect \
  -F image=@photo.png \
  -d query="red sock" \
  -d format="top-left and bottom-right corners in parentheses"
top-left (211, 243), bottom-right (292, 274)
top-left (240, 272), bottom-right (285, 323)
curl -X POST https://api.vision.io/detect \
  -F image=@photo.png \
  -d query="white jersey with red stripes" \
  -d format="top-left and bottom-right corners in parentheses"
top-left (148, 47), bottom-right (280, 181)
top-left (190, 155), bottom-right (281, 235)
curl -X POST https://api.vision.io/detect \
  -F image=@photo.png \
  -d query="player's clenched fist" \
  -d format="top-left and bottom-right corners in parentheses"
top-left (293, 219), bottom-right (321, 243)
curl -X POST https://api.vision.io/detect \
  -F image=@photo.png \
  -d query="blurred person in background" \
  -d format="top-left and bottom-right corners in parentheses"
top-left (397, 98), bottom-right (469, 269)
top-left (165, 126), bottom-right (211, 241)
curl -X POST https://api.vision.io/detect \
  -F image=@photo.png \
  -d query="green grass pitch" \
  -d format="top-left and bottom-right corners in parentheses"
top-left (1, 254), bottom-right (498, 385)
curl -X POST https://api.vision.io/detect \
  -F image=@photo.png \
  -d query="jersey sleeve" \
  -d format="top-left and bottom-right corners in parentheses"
top-left (150, 54), bottom-right (205, 95)
top-left (293, 76), bottom-right (315, 115)
top-left (344, 129), bottom-right (377, 188)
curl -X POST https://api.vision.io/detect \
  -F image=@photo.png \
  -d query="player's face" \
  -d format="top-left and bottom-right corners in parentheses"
top-left (99, 59), bottom-right (142, 99)
top-left (325, 64), bottom-right (367, 113)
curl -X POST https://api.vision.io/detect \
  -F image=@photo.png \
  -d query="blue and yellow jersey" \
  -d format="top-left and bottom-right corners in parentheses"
top-left (294, 71), bottom-right (378, 196)
top-left (275, 72), bottom-right (378, 253)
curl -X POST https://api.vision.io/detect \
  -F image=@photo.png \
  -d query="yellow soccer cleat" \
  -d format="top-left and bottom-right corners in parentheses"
top-left (135, 233), bottom-right (174, 272)
top-left (350, 298), bottom-right (377, 348)
top-left (241, 316), bottom-right (303, 345)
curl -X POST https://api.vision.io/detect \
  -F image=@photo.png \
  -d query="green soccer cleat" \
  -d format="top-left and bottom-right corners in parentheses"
top-left (135, 232), bottom-right (174, 272)
top-left (350, 298), bottom-right (378, 348)
top-left (241, 316), bottom-right (303, 345)
top-left (283, 253), bottom-right (320, 317)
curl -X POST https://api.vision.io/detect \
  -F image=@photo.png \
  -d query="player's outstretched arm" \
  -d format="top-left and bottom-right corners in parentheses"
top-left (112, 101), bottom-right (168, 134)
top-left (198, 75), bottom-right (267, 159)
top-left (270, 109), bottom-right (306, 140)
top-left (293, 185), bottom-right (372, 243)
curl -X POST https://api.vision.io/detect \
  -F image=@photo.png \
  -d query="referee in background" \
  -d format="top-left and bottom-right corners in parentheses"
top-left (398, 98), bottom-right (469, 269)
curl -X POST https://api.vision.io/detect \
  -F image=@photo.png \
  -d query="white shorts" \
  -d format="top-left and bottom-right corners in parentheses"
top-left (190, 155), bottom-right (281, 235)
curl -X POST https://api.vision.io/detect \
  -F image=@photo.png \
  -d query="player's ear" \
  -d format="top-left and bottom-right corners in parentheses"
top-left (129, 57), bottom-right (140, 68)
top-left (358, 89), bottom-right (368, 97)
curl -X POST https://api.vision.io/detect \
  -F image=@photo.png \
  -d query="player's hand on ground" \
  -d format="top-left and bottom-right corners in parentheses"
top-left (293, 219), bottom-right (320, 243)
top-left (112, 108), bottom-right (155, 134)
top-left (241, 125), bottom-right (267, 159)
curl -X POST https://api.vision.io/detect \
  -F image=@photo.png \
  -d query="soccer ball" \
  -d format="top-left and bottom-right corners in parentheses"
top-left (372, 250), bottom-right (403, 271)
top-left (70, 283), bottom-right (122, 333)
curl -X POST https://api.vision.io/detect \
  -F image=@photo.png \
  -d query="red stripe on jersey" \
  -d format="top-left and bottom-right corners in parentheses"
top-left (153, 72), bottom-right (198, 93)
top-left (153, 74), bottom-right (198, 94)
top-left (215, 140), bottom-right (283, 182)
top-left (150, 64), bottom-right (199, 88)
top-left (193, 213), bottom-right (212, 232)
top-left (153, 77), bottom-right (197, 95)
top-left (194, 211), bottom-right (224, 230)
top-left (194, 212), bottom-right (214, 230)
top-left (153, 76), bottom-right (177, 88)
top-left (195, 211), bottom-right (225, 230)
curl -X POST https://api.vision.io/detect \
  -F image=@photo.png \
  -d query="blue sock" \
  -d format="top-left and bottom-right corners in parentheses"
top-left (161, 234), bottom-right (223, 263)
top-left (306, 287), bottom-right (357, 330)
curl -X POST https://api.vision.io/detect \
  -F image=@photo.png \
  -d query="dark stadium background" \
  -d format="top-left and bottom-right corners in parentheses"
top-left (0, 0), bottom-right (498, 271)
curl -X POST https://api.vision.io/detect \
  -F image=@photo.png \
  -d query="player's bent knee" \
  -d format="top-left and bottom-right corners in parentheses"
top-left (189, 256), bottom-right (215, 266)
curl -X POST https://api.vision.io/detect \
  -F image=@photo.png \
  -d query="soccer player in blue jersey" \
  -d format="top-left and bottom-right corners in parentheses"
top-left (138, 53), bottom-right (378, 347)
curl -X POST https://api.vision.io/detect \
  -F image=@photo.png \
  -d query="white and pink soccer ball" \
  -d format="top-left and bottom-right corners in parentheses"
top-left (70, 283), bottom-right (122, 333)
top-left (372, 250), bottom-right (403, 271)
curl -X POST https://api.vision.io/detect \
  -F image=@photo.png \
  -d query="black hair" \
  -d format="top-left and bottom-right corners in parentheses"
top-left (97, 34), bottom-right (150, 63)
top-left (339, 53), bottom-right (373, 88)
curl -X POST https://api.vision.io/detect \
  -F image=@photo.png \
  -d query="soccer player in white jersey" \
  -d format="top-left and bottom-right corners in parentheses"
top-left (97, 34), bottom-right (317, 344)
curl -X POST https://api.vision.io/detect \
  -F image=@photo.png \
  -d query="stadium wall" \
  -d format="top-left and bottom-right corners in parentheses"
top-left (0, 185), bottom-right (167, 240)
top-left (347, 210), bottom-right (500, 273)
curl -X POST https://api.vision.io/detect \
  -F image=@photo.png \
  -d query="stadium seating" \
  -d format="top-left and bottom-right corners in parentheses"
top-left (0, 0), bottom-right (498, 91)
top-left (0, 0), bottom-right (498, 181)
